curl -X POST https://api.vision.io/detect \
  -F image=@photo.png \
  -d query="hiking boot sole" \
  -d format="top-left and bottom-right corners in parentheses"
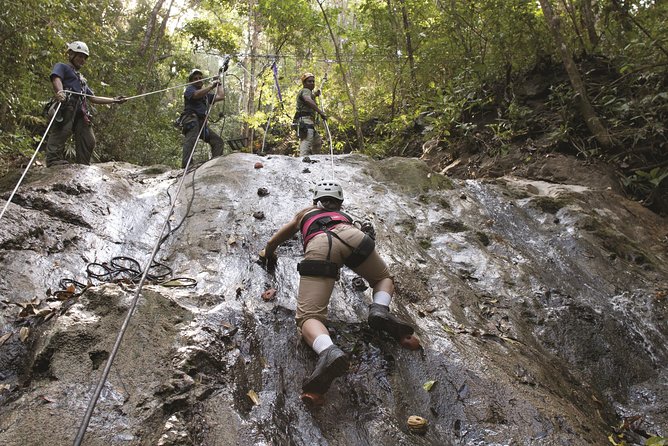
top-left (302, 354), bottom-right (349, 394)
top-left (369, 314), bottom-right (414, 339)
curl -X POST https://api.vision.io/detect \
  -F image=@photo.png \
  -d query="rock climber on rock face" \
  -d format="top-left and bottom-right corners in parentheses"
top-left (259, 181), bottom-right (415, 397)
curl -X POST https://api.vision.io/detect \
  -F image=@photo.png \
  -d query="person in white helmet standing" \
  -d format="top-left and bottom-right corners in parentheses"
top-left (259, 181), bottom-right (416, 402)
top-left (46, 41), bottom-right (126, 167)
top-left (294, 72), bottom-right (326, 157)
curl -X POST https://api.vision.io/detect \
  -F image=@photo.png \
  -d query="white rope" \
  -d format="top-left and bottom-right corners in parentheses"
top-left (0, 102), bottom-right (63, 223)
top-left (318, 79), bottom-right (336, 180)
top-left (61, 75), bottom-right (220, 101)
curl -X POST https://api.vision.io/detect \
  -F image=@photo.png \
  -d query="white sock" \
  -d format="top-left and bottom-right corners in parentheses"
top-left (312, 334), bottom-right (334, 354)
top-left (373, 291), bottom-right (392, 306)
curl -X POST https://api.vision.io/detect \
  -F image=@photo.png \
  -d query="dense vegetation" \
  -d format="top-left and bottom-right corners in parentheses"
top-left (0, 0), bottom-right (666, 212)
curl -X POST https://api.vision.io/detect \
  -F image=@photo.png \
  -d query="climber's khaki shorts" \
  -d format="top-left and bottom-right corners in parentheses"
top-left (296, 224), bottom-right (391, 328)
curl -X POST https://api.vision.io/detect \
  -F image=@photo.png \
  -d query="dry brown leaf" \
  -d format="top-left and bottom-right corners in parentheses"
top-left (34, 308), bottom-right (53, 317)
top-left (247, 389), bottom-right (260, 405)
top-left (19, 327), bottom-right (30, 342)
top-left (0, 332), bottom-right (12, 346)
top-left (66, 284), bottom-right (76, 294)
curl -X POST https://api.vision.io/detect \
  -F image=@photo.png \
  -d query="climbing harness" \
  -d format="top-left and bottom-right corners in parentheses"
top-left (297, 209), bottom-right (376, 276)
top-left (300, 209), bottom-right (354, 247)
top-left (297, 259), bottom-right (339, 278)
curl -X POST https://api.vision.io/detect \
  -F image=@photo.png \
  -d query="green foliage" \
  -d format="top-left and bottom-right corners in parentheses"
top-left (0, 0), bottom-right (666, 207)
top-left (182, 18), bottom-right (240, 54)
top-left (621, 167), bottom-right (668, 203)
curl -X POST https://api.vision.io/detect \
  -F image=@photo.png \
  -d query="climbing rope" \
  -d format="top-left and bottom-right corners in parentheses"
top-left (58, 74), bottom-right (220, 102)
top-left (318, 73), bottom-right (336, 179)
top-left (260, 60), bottom-right (283, 154)
top-left (0, 102), bottom-right (63, 223)
top-left (73, 59), bottom-right (229, 446)
top-left (53, 256), bottom-right (196, 299)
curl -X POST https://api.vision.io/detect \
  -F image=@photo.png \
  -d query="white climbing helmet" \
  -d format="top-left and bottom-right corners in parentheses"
top-left (188, 68), bottom-right (204, 81)
top-left (313, 181), bottom-right (344, 202)
top-left (67, 41), bottom-right (90, 56)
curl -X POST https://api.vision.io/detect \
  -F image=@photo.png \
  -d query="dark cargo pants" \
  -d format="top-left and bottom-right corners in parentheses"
top-left (181, 114), bottom-right (224, 168)
top-left (46, 103), bottom-right (95, 167)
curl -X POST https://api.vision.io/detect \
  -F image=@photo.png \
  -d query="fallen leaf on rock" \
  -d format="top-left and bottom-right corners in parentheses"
top-left (34, 308), bottom-right (53, 318)
top-left (423, 380), bottom-right (437, 391)
top-left (19, 327), bottom-right (30, 342)
top-left (247, 389), bottom-right (260, 405)
top-left (39, 395), bottom-right (56, 404)
top-left (0, 332), bottom-right (12, 346)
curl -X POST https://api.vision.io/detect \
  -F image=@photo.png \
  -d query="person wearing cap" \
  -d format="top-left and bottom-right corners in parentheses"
top-left (294, 72), bottom-right (326, 157)
top-left (258, 181), bottom-right (414, 397)
top-left (180, 69), bottom-right (226, 168)
top-left (46, 41), bottom-right (126, 167)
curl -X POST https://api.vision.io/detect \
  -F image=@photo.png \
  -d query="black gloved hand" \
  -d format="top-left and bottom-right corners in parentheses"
top-left (258, 249), bottom-right (278, 270)
top-left (360, 221), bottom-right (376, 240)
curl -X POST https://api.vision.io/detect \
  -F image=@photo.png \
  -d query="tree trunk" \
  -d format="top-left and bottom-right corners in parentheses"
top-left (580, 0), bottom-right (599, 49)
top-left (538, 0), bottom-right (613, 148)
top-left (316, 0), bottom-right (364, 149)
top-left (397, 0), bottom-right (417, 85)
top-left (137, 0), bottom-right (166, 94)
top-left (243, 0), bottom-right (260, 150)
top-left (147, 0), bottom-right (174, 76)
top-left (559, 0), bottom-right (588, 55)
top-left (139, 0), bottom-right (165, 57)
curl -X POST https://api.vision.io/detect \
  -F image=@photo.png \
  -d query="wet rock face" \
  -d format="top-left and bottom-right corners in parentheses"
top-left (0, 154), bottom-right (666, 445)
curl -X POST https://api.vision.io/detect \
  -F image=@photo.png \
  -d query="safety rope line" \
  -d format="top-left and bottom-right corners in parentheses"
top-left (60, 75), bottom-right (220, 101)
top-left (0, 102), bottom-right (62, 223)
top-left (260, 60), bottom-right (282, 154)
top-left (318, 74), bottom-right (336, 180)
top-left (72, 66), bottom-right (226, 446)
top-left (220, 51), bottom-right (409, 63)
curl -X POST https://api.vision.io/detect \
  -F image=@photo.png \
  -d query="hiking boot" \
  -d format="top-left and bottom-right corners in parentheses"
top-left (302, 345), bottom-right (349, 394)
top-left (368, 303), bottom-right (414, 339)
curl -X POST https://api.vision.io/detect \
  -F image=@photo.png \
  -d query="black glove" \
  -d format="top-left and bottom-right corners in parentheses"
top-left (258, 249), bottom-right (277, 270)
top-left (360, 221), bottom-right (376, 240)
top-left (221, 56), bottom-right (231, 73)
